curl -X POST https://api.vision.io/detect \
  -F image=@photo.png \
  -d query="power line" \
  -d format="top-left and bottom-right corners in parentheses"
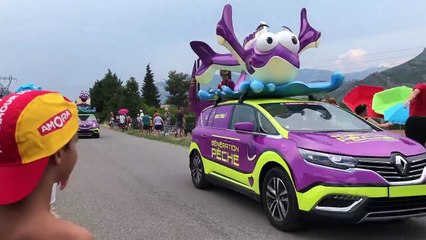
top-left (311, 53), bottom-right (417, 69)
top-left (316, 46), bottom-right (424, 63)
top-left (0, 75), bottom-right (17, 93)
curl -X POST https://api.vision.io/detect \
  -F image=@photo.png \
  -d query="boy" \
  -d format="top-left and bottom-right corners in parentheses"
top-left (0, 90), bottom-right (93, 240)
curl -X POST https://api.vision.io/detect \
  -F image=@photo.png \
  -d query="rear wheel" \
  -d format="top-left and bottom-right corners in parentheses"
top-left (261, 167), bottom-right (303, 231)
top-left (190, 151), bottom-right (210, 189)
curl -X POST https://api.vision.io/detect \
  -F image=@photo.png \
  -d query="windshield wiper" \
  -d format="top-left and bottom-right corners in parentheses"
top-left (311, 129), bottom-right (372, 133)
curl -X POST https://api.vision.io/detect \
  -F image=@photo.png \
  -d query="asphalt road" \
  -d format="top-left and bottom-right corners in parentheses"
top-left (57, 128), bottom-right (426, 240)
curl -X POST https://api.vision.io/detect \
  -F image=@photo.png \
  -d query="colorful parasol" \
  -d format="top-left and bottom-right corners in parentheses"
top-left (372, 86), bottom-right (412, 115)
top-left (118, 108), bottom-right (129, 115)
top-left (383, 103), bottom-right (409, 125)
top-left (343, 85), bottom-right (384, 118)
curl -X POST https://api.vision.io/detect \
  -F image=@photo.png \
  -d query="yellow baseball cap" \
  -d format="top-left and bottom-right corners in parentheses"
top-left (0, 90), bottom-right (78, 205)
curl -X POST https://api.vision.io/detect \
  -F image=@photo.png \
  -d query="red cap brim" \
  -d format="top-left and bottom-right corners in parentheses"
top-left (0, 158), bottom-right (49, 205)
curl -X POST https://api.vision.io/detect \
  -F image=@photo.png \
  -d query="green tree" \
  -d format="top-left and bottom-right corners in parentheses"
top-left (90, 69), bottom-right (124, 120)
top-left (164, 70), bottom-right (191, 108)
top-left (123, 77), bottom-right (142, 117)
top-left (141, 64), bottom-right (160, 108)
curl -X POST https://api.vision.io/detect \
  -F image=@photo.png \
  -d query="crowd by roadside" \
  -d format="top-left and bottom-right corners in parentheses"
top-left (108, 107), bottom-right (191, 138)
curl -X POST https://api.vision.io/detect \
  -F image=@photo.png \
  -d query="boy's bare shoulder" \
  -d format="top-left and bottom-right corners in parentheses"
top-left (5, 217), bottom-right (93, 240)
top-left (51, 218), bottom-right (94, 240)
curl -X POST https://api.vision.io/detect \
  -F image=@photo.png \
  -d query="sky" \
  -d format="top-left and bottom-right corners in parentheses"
top-left (0, 0), bottom-right (425, 100)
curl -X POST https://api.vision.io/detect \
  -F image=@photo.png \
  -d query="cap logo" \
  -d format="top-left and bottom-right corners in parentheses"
top-left (38, 109), bottom-right (72, 136)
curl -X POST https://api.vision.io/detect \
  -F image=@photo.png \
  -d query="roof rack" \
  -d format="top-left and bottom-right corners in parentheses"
top-left (214, 96), bottom-right (223, 107)
top-left (238, 92), bottom-right (248, 104)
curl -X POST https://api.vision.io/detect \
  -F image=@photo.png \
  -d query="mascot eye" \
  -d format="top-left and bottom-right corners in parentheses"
top-left (255, 33), bottom-right (278, 52)
top-left (276, 31), bottom-right (300, 54)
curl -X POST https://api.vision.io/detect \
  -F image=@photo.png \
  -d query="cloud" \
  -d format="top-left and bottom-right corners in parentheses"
top-left (336, 48), bottom-right (367, 61)
top-left (332, 48), bottom-right (369, 73)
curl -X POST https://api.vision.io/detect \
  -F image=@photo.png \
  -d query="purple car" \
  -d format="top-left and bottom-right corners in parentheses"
top-left (189, 98), bottom-right (426, 231)
top-left (78, 114), bottom-right (100, 138)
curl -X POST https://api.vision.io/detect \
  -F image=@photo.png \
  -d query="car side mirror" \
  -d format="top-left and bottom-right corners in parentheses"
top-left (235, 122), bottom-right (254, 133)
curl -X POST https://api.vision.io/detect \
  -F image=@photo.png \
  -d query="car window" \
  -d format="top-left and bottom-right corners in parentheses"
top-left (201, 108), bottom-right (212, 126)
top-left (260, 102), bottom-right (375, 132)
top-left (257, 111), bottom-right (279, 135)
top-left (206, 107), bottom-right (217, 127)
top-left (230, 105), bottom-right (257, 130)
top-left (211, 105), bottom-right (234, 129)
top-left (78, 114), bottom-right (96, 121)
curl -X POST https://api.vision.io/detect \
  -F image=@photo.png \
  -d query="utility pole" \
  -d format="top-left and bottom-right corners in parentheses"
top-left (0, 75), bottom-right (17, 96)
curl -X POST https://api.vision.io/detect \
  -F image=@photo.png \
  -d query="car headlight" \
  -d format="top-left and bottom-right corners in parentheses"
top-left (299, 148), bottom-right (357, 169)
top-left (93, 123), bottom-right (97, 127)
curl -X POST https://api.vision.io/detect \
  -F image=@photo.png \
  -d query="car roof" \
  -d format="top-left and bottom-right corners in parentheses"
top-left (215, 98), bottom-right (313, 107)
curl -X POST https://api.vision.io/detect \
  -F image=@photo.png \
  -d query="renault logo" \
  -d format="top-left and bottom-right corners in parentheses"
top-left (392, 154), bottom-right (409, 176)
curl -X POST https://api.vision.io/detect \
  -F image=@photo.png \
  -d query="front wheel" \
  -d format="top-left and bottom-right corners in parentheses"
top-left (261, 167), bottom-right (303, 231)
top-left (190, 151), bottom-right (210, 189)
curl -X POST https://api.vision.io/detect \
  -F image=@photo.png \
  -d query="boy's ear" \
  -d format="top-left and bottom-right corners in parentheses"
top-left (51, 149), bottom-right (64, 165)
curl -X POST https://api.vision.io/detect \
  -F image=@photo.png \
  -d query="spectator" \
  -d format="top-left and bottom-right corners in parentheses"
top-left (109, 112), bottom-right (115, 130)
top-left (126, 115), bottom-right (132, 130)
top-left (136, 114), bottom-right (141, 128)
top-left (164, 108), bottom-right (171, 135)
top-left (175, 107), bottom-right (185, 137)
top-left (153, 112), bottom-right (164, 136)
top-left (139, 110), bottom-right (144, 131)
top-left (355, 104), bottom-right (392, 129)
top-left (119, 114), bottom-right (126, 131)
top-left (218, 70), bottom-right (235, 90)
top-left (0, 90), bottom-right (93, 240)
top-left (142, 114), bottom-right (152, 135)
top-left (319, 97), bottom-right (338, 106)
top-left (404, 84), bottom-right (426, 146)
top-left (326, 97), bottom-right (338, 106)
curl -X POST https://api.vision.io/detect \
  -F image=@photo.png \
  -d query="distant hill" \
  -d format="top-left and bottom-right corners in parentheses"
top-left (328, 48), bottom-right (426, 102)
top-left (294, 67), bottom-right (388, 83)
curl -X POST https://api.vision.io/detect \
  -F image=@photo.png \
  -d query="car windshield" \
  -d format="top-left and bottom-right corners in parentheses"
top-left (78, 114), bottom-right (97, 122)
top-left (260, 102), bottom-right (376, 132)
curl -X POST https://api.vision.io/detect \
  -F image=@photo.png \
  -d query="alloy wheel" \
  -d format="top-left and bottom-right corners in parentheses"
top-left (265, 177), bottom-right (289, 221)
top-left (191, 155), bottom-right (203, 184)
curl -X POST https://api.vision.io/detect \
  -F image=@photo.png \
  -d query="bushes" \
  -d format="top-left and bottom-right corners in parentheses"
top-left (185, 114), bottom-right (196, 133)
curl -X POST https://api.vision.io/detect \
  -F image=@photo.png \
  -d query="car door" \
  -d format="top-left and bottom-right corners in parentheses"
top-left (229, 105), bottom-right (281, 178)
top-left (207, 104), bottom-right (238, 170)
top-left (194, 107), bottom-right (215, 159)
top-left (226, 104), bottom-right (259, 175)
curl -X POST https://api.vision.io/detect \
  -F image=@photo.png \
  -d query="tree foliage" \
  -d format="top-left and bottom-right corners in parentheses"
top-left (164, 70), bottom-right (191, 108)
top-left (141, 64), bottom-right (161, 108)
top-left (88, 67), bottom-right (194, 121)
top-left (123, 77), bottom-right (142, 117)
top-left (90, 69), bottom-right (124, 120)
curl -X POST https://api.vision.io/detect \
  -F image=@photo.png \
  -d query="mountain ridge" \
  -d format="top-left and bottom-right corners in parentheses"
top-left (327, 48), bottom-right (426, 102)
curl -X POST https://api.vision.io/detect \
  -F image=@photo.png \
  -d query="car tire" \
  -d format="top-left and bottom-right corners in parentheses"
top-left (190, 151), bottom-right (210, 189)
top-left (94, 133), bottom-right (100, 138)
top-left (261, 167), bottom-right (303, 232)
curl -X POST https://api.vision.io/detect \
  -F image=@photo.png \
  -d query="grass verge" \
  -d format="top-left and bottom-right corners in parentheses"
top-left (126, 129), bottom-right (192, 147)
